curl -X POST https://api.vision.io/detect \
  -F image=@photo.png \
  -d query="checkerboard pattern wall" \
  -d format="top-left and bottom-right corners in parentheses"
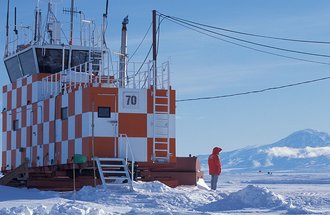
top-left (2, 74), bottom-right (176, 171)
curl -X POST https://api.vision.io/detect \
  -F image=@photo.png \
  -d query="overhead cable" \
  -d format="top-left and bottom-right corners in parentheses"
top-left (164, 17), bottom-right (330, 66)
top-left (159, 13), bottom-right (330, 44)
top-left (128, 22), bottom-right (152, 62)
top-left (160, 14), bottom-right (330, 58)
top-left (135, 16), bottom-right (166, 75)
top-left (176, 76), bottom-right (330, 102)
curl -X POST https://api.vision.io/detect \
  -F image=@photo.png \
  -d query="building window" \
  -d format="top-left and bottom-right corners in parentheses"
top-left (61, 107), bottom-right (68, 120)
top-left (98, 107), bottom-right (111, 118)
top-left (13, 119), bottom-right (19, 131)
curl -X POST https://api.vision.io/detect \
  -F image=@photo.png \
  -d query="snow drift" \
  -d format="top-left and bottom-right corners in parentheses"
top-left (0, 181), bottom-right (316, 215)
top-left (198, 185), bottom-right (312, 214)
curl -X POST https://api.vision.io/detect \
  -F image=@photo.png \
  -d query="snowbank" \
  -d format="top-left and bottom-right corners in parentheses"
top-left (198, 185), bottom-right (314, 214)
top-left (50, 202), bottom-right (105, 215)
top-left (0, 203), bottom-right (106, 215)
top-left (0, 185), bottom-right (58, 201)
top-left (0, 180), bottom-right (324, 214)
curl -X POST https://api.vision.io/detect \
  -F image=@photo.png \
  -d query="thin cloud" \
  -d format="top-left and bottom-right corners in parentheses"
top-left (252, 160), bottom-right (261, 167)
top-left (263, 146), bottom-right (330, 159)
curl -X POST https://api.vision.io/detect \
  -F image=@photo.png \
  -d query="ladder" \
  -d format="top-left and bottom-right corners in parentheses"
top-left (94, 157), bottom-right (133, 190)
top-left (152, 62), bottom-right (171, 163)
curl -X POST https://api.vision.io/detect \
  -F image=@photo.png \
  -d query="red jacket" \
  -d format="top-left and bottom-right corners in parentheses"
top-left (208, 147), bottom-right (222, 175)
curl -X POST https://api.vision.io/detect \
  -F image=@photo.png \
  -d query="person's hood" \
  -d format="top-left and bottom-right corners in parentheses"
top-left (212, 147), bottom-right (222, 155)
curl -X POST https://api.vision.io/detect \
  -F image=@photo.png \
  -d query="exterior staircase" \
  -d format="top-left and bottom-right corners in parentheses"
top-left (94, 157), bottom-right (133, 190)
top-left (0, 160), bottom-right (28, 186)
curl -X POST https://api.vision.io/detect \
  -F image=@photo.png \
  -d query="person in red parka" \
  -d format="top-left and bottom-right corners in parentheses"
top-left (208, 147), bottom-right (222, 190)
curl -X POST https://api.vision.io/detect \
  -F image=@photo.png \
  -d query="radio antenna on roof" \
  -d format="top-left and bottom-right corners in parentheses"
top-left (5, 0), bottom-right (10, 57)
top-left (14, 7), bottom-right (18, 35)
top-left (102, 0), bottom-right (109, 47)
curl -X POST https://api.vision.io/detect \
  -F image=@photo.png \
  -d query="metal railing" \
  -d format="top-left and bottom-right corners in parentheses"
top-left (119, 133), bottom-right (135, 186)
top-left (41, 60), bottom-right (170, 100)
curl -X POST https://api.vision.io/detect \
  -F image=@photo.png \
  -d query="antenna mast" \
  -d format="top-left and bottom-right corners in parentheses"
top-left (14, 7), bottom-right (18, 35)
top-left (5, 0), bottom-right (10, 57)
top-left (45, 0), bottom-right (61, 45)
top-left (70, 0), bottom-right (74, 45)
top-left (63, 0), bottom-right (79, 68)
top-left (34, 0), bottom-right (41, 44)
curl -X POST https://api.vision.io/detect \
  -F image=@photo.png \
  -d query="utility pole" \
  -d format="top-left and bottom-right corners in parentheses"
top-left (152, 10), bottom-right (157, 87)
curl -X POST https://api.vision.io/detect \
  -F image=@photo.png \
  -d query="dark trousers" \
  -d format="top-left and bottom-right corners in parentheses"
top-left (210, 175), bottom-right (219, 190)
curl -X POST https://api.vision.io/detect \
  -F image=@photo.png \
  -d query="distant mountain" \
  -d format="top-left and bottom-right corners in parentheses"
top-left (199, 129), bottom-right (330, 172)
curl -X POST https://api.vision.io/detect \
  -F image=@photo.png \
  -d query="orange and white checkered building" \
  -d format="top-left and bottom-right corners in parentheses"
top-left (1, 70), bottom-right (176, 171)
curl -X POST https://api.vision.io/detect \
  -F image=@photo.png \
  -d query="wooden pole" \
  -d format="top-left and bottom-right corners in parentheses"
top-left (152, 10), bottom-right (157, 87)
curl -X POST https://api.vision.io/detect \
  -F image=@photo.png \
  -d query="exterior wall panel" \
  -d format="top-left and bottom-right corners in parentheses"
top-left (1, 74), bottom-right (177, 171)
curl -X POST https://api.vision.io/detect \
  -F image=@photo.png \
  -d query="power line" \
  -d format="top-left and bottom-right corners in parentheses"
top-left (164, 17), bottom-right (330, 66)
top-left (128, 22), bottom-right (152, 63)
top-left (154, 12), bottom-right (330, 102)
top-left (176, 76), bottom-right (330, 102)
top-left (159, 13), bottom-right (330, 45)
top-left (161, 14), bottom-right (330, 58)
top-left (135, 15), bottom-right (165, 76)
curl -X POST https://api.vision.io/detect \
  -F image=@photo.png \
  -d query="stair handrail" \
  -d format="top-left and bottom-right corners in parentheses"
top-left (119, 134), bottom-right (135, 187)
top-left (0, 160), bottom-right (29, 185)
top-left (93, 157), bottom-right (106, 185)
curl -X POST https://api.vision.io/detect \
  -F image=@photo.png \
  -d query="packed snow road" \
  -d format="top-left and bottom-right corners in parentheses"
top-left (0, 172), bottom-right (329, 214)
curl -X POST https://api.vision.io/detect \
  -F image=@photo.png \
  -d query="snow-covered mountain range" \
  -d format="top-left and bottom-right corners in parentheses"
top-left (199, 129), bottom-right (330, 172)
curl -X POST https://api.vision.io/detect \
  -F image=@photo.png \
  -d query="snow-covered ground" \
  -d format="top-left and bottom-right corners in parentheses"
top-left (1, 172), bottom-right (329, 214)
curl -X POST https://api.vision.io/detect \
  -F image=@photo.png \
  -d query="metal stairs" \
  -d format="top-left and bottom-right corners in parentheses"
top-left (0, 160), bottom-right (29, 186)
top-left (94, 157), bottom-right (133, 190)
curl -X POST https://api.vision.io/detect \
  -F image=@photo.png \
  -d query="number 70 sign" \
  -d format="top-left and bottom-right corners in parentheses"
top-left (123, 92), bottom-right (139, 109)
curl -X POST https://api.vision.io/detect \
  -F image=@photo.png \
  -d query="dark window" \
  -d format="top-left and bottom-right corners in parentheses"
top-left (36, 48), bottom-right (69, 74)
top-left (98, 107), bottom-right (111, 118)
top-left (4, 55), bottom-right (22, 83)
top-left (13, 119), bottom-right (19, 131)
top-left (36, 48), bottom-right (93, 74)
top-left (61, 107), bottom-right (68, 120)
top-left (72, 50), bottom-right (89, 68)
top-left (18, 49), bottom-right (37, 76)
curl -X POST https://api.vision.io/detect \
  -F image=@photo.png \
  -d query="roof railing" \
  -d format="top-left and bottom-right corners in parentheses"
top-left (41, 60), bottom-right (170, 99)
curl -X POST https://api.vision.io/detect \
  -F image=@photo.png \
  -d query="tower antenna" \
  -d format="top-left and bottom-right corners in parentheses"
top-left (5, 0), bottom-right (10, 57)
top-left (102, 0), bottom-right (109, 47)
top-left (70, 0), bottom-right (74, 45)
top-left (14, 7), bottom-right (18, 35)
top-left (34, 0), bottom-right (41, 43)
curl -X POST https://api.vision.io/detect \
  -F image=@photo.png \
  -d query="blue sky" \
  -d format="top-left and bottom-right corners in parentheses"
top-left (1, 1), bottom-right (330, 158)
